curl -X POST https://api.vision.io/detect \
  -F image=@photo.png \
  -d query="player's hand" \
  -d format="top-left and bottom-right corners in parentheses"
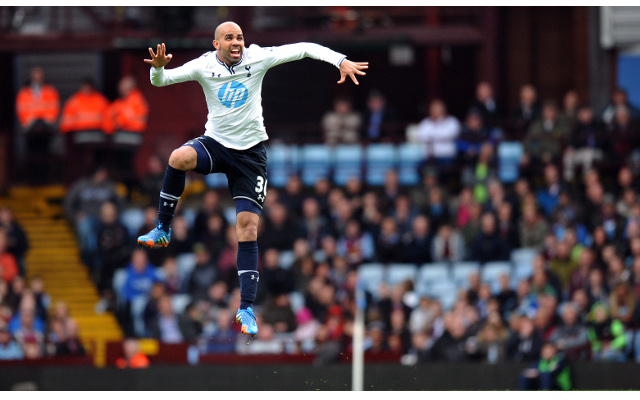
top-left (338, 60), bottom-right (368, 85)
top-left (144, 43), bottom-right (173, 68)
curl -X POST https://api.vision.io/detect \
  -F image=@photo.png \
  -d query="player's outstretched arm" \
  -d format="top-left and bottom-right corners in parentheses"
top-left (144, 43), bottom-right (173, 68)
top-left (338, 60), bottom-right (368, 85)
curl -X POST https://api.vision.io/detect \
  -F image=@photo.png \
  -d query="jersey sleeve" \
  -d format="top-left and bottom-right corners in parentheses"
top-left (260, 43), bottom-right (346, 69)
top-left (150, 56), bottom-right (204, 86)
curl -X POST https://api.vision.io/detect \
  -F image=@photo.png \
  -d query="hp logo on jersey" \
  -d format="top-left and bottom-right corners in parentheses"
top-left (218, 82), bottom-right (248, 108)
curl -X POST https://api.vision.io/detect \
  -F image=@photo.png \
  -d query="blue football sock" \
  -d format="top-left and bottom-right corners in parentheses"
top-left (237, 240), bottom-right (259, 310)
top-left (158, 165), bottom-right (186, 230)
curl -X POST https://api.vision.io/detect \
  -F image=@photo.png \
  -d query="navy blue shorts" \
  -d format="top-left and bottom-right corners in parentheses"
top-left (182, 136), bottom-right (268, 210)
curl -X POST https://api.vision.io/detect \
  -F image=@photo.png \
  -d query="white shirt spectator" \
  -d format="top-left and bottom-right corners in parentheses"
top-left (416, 99), bottom-right (460, 158)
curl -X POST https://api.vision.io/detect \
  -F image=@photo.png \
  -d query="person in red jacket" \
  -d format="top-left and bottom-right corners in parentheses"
top-left (115, 338), bottom-right (150, 369)
top-left (60, 78), bottom-right (110, 181)
top-left (15, 66), bottom-right (60, 183)
top-left (104, 75), bottom-right (149, 190)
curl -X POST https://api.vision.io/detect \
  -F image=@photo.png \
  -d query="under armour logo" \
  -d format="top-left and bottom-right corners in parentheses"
top-left (257, 194), bottom-right (264, 202)
top-left (163, 202), bottom-right (175, 208)
top-left (212, 72), bottom-right (221, 78)
top-left (245, 65), bottom-right (251, 77)
top-left (251, 275), bottom-right (259, 282)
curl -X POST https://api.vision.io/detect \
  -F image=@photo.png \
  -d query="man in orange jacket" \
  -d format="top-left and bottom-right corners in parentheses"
top-left (104, 75), bottom-right (149, 188)
top-left (15, 66), bottom-right (60, 183)
top-left (60, 78), bottom-right (110, 181)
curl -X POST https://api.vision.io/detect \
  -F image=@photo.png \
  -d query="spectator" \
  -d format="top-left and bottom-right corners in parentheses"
top-left (293, 307), bottom-right (320, 352)
top-left (468, 81), bottom-right (501, 129)
top-left (0, 228), bottom-right (19, 284)
top-left (559, 90), bottom-right (580, 129)
top-left (63, 167), bottom-right (122, 266)
top-left (0, 207), bottom-right (29, 276)
top-left (431, 223), bottom-right (465, 263)
top-left (587, 301), bottom-right (627, 362)
top-left (548, 302), bottom-right (590, 360)
top-left (259, 202), bottom-right (297, 252)
top-left (549, 240), bottom-right (579, 293)
top-left (298, 197), bottom-right (333, 251)
top-left (193, 189), bottom-right (223, 242)
top-left (511, 84), bottom-right (541, 137)
top-left (205, 307), bottom-right (236, 353)
top-left (280, 175), bottom-right (305, 217)
top-left (149, 295), bottom-right (197, 343)
top-left (0, 322), bottom-right (23, 360)
top-left (29, 276), bottom-right (51, 322)
top-left (103, 75), bottom-right (149, 184)
top-left (9, 304), bottom-right (46, 353)
top-left (375, 217), bottom-right (402, 263)
top-left (522, 101), bottom-right (566, 167)
top-left (496, 201), bottom-right (520, 250)
top-left (116, 338), bottom-right (150, 368)
top-left (59, 77), bottom-right (110, 178)
top-left (416, 99), bottom-right (461, 165)
top-left (362, 89), bottom-right (398, 142)
top-left (119, 249), bottom-right (158, 336)
top-left (599, 87), bottom-right (640, 128)
top-left (457, 110), bottom-right (494, 166)
top-left (506, 316), bottom-right (543, 362)
top-left (401, 214), bottom-right (433, 264)
top-left (518, 342), bottom-right (572, 390)
top-left (536, 164), bottom-right (564, 218)
top-left (139, 154), bottom-right (166, 206)
top-left (609, 105), bottom-right (640, 166)
top-left (336, 220), bottom-right (375, 267)
top-left (322, 96), bottom-right (362, 145)
top-left (142, 282), bottom-right (167, 333)
top-left (157, 256), bottom-right (185, 295)
top-left (466, 312), bottom-right (508, 363)
top-left (47, 318), bottom-right (85, 357)
top-left (15, 66), bottom-right (60, 183)
top-left (261, 293), bottom-right (297, 333)
top-left (469, 213), bottom-right (510, 263)
top-left (390, 194), bottom-right (418, 237)
top-left (94, 201), bottom-right (131, 295)
top-left (608, 282), bottom-right (636, 326)
top-left (426, 313), bottom-right (470, 362)
top-left (518, 203), bottom-right (550, 251)
top-left (187, 244), bottom-right (217, 302)
top-left (563, 106), bottom-right (607, 183)
top-left (167, 215), bottom-right (195, 258)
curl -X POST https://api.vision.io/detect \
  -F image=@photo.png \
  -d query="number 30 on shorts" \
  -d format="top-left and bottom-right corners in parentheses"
top-left (255, 176), bottom-right (268, 200)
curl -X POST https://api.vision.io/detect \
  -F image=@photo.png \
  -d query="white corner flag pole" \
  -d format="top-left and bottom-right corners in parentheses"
top-left (352, 279), bottom-right (365, 391)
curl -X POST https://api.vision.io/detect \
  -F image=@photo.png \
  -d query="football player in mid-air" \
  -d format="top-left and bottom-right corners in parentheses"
top-left (139, 21), bottom-right (368, 337)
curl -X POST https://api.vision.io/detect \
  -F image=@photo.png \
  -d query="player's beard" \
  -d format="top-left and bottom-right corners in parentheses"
top-left (223, 46), bottom-right (243, 66)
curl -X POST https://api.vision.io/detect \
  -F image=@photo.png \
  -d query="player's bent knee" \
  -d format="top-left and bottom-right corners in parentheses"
top-left (169, 147), bottom-right (197, 171)
top-left (236, 212), bottom-right (259, 242)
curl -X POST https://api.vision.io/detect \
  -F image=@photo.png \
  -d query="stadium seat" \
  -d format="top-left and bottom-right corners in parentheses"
top-left (415, 263), bottom-right (450, 296)
top-left (365, 144), bottom-right (397, 186)
top-left (171, 294), bottom-right (193, 314)
top-left (120, 208), bottom-right (145, 237)
top-left (333, 145), bottom-right (363, 186)
top-left (497, 141), bottom-right (524, 183)
top-left (279, 250), bottom-right (296, 270)
top-left (386, 263), bottom-right (418, 286)
top-left (266, 144), bottom-right (294, 188)
top-left (288, 291), bottom-right (305, 313)
top-left (357, 263), bottom-right (385, 298)
top-left (205, 173), bottom-right (229, 188)
top-left (452, 261), bottom-right (481, 288)
top-left (223, 207), bottom-right (237, 225)
top-left (397, 143), bottom-right (425, 186)
top-left (510, 248), bottom-right (539, 266)
top-left (481, 261), bottom-right (513, 292)
top-left (514, 262), bottom-right (534, 283)
top-left (427, 279), bottom-right (458, 310)
top-left (181, 208), bottom-right (197, 229)
top-left (112, 268), bottom-right (128, 300)
top-left (300, 145), bottom-right (332, 186)
top-left (176, 253), bottom-right (197, 279)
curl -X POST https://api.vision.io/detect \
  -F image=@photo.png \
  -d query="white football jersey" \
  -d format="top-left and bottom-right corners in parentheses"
top-left (150, 42), bottom-right (346, 150)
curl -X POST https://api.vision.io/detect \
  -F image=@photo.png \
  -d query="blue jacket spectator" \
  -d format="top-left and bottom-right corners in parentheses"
top-left (0, 325), bottom-right (24, 360)
top-left (123, 249), bottom-right (158, 302)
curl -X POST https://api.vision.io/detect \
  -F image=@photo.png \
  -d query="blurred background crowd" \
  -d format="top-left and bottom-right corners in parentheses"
top-left (1, 8), bottom-right (640, 382)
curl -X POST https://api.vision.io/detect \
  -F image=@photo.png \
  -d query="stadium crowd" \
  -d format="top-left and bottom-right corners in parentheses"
top-left (6, 66), bottom-right (640, 373)
top-left (0, 207), bottom-right (85, 360)
top-left (56, 80), bottom-right (640, 369)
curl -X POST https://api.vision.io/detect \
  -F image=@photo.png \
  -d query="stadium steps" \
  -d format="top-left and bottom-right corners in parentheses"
top-left (0, 185), bottom-right (123, 367)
